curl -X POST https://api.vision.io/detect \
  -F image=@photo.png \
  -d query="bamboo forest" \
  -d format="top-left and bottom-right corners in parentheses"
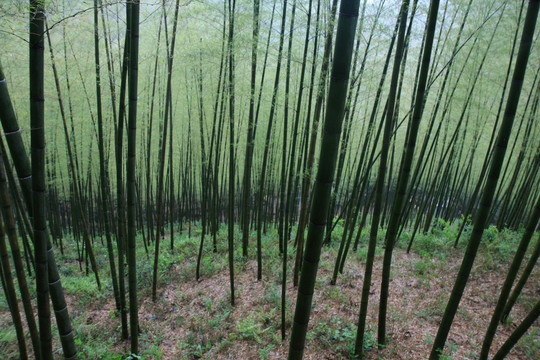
top-left (0, 0), bottom-right (539, 359)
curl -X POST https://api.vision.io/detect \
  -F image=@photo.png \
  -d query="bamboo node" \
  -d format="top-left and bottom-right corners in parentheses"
top-left (4, 128), bottom-right (21, 135)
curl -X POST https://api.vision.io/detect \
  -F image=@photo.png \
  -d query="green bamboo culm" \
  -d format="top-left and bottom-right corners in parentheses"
top-left (94, 0), bottom-right (120, 308)
top-left (287, 0), bottom-right (360, 358)
top-left (115, 29), bottom-right (130, 340)
top-left (355, 0), bottom-right (409, 355)
top-left (126, 0), bottom-right (141, 355)
top-left (0, 202), bottom-right (27, 359)
top-left (2, 24), bottom-right (77, 360)
top-left (0, 63), bottom-right (32, 211)
top-left (45, 21), bottom-right (102, 291)
top-left (151, 0), bottom-right (181, 302)
top-left (479, 193), bottom-right (540, 359)
top-left (227, 0), bottom-right (237, 307)
top-left (29, 1), bottom-right (53, 358)
top-left (377, 0), bottom-right (440, 345)
top-left (0, 144), bottom-right (40, 358)
top-left (492, 298), bottom-right (540, 360)
top-left (429, 0), bottom-right (540, 358)
top-left (502, 234), bottom-right (540, 321)
top-left (0, 59), bottom-right (78, 360)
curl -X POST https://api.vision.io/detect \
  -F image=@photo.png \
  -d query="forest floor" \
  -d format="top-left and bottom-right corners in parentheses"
top-left (0, 222), bottom-right (539, 359)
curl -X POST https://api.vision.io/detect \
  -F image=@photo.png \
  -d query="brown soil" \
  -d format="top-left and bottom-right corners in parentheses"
top-left (1, 241), bottom-right (538, 360)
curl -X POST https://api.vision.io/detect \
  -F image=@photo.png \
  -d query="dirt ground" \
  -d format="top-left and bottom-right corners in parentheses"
top-left (77, 245), bottom-right (539, 359)
top-left (1, 240), bottom-right (538, 359)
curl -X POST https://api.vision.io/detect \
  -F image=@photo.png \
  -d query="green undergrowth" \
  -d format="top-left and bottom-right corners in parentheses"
top-left (0, 219), bottom-right (536, 359)
top-left (397, 217), bottom-right (531, 263)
